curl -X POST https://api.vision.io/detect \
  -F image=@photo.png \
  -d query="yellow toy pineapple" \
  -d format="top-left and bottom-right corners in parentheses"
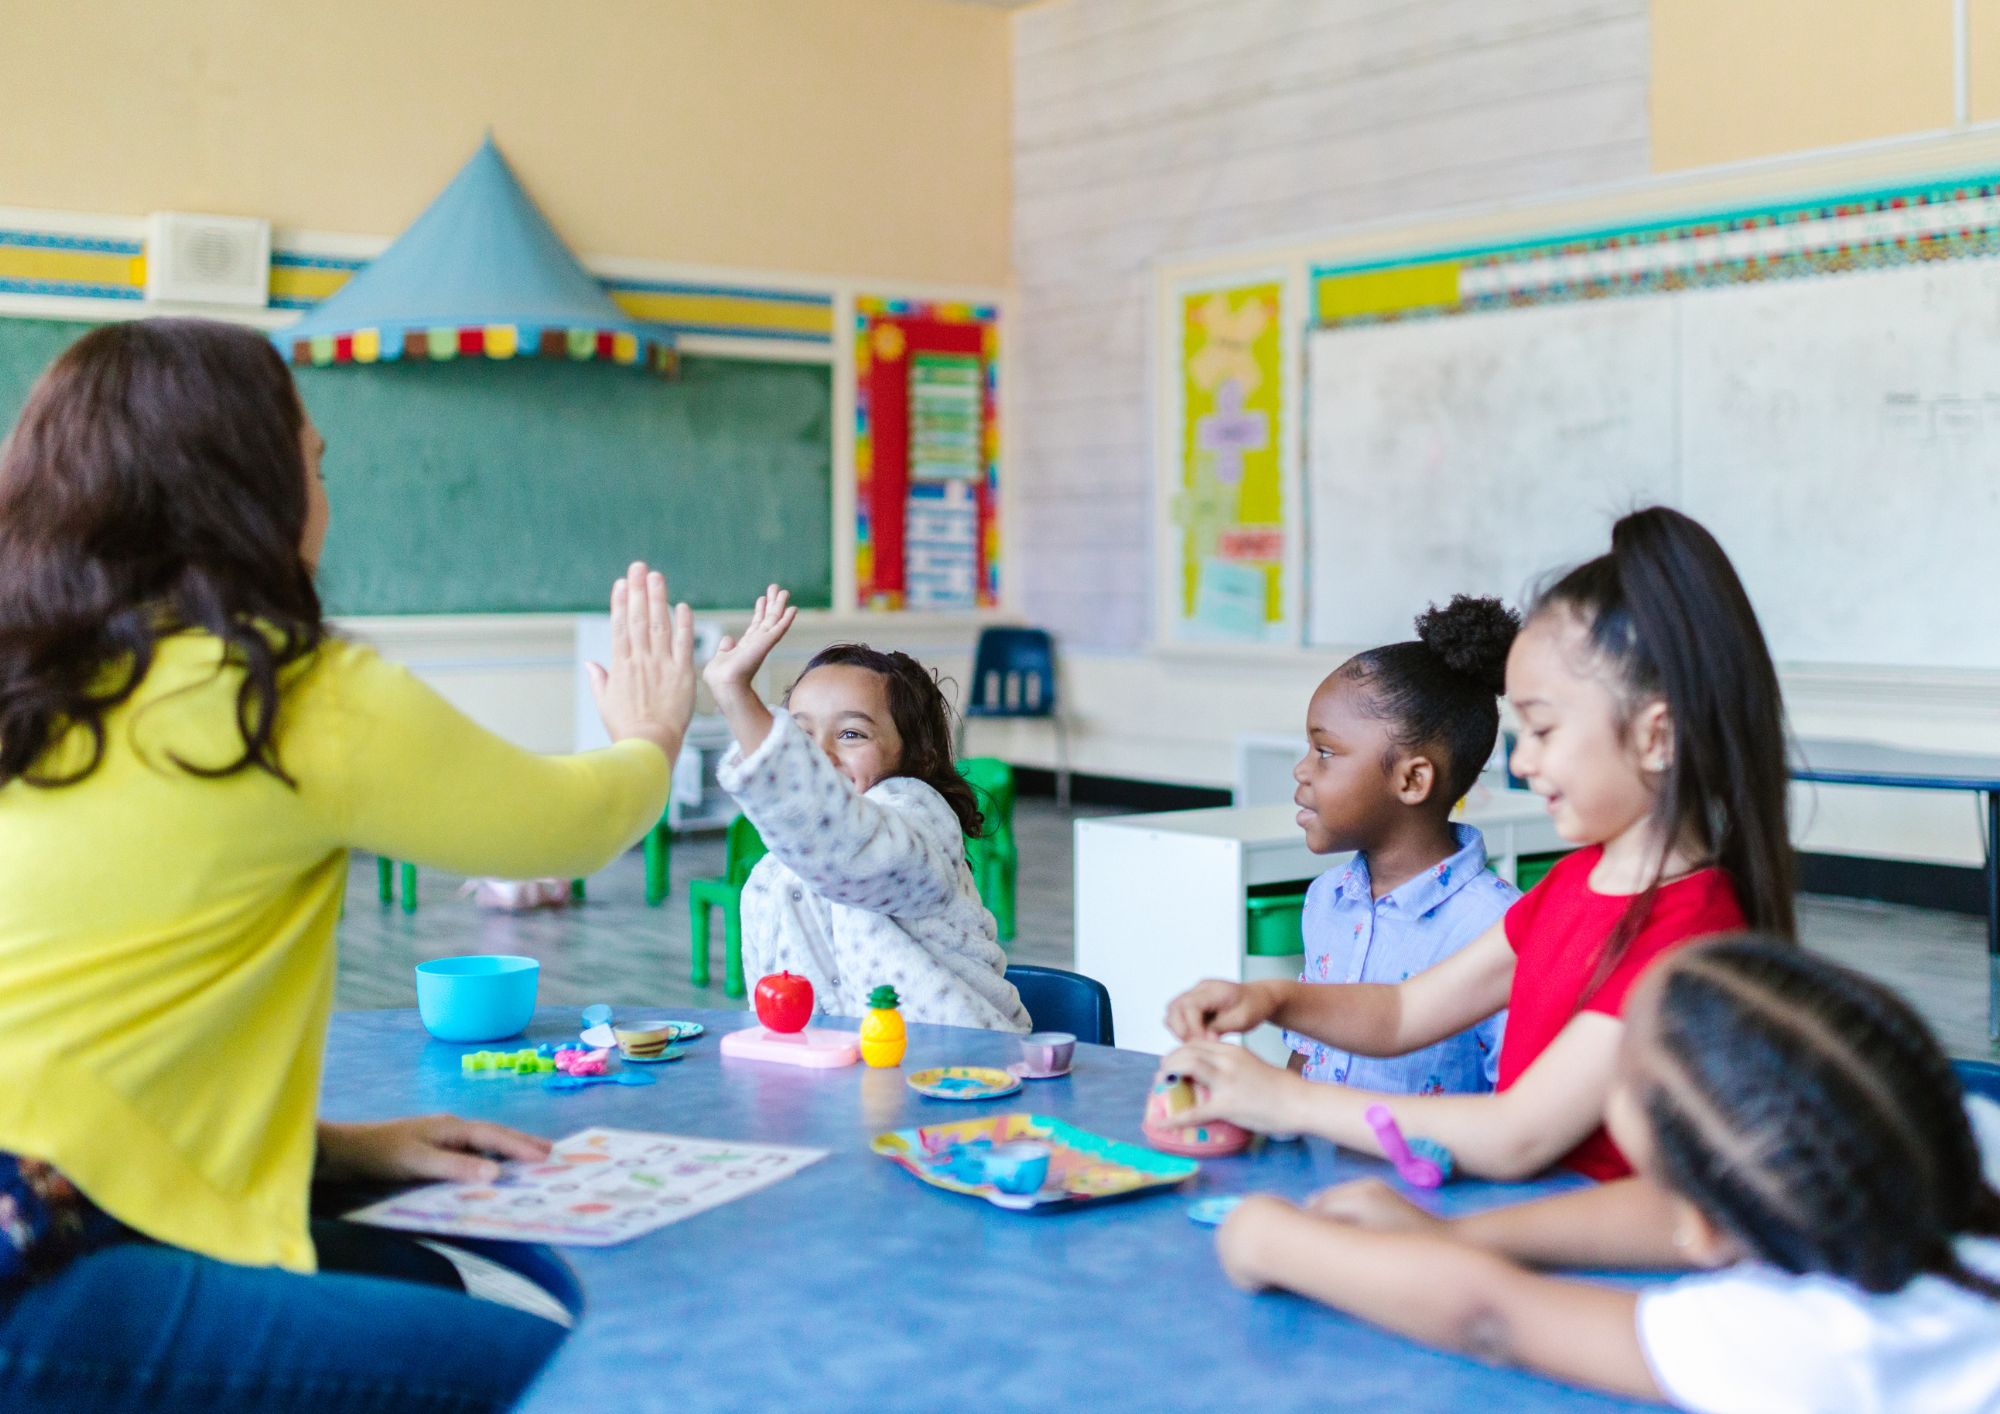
top-left (859, 984), bottom-right (907, 1068)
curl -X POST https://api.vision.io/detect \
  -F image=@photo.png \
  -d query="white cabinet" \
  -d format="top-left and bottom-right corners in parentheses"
top-left (1075, 791), bottom-right (1565, 1056)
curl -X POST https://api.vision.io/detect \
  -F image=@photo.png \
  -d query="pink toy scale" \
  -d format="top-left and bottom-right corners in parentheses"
top-left (1141, 1074), bottom-right (1252, 1157)
top-left (719, 1026), bottom-right (860, 1068)
top-left (723, 971), bottom-right (861, 1068)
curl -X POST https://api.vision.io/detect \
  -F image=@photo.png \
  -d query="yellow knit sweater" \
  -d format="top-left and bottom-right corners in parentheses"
top-left (0, 633), bottom-right (669, 1272)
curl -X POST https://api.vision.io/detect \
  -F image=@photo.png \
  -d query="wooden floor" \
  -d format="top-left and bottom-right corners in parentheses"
top-left (336, 797), bottom-right (2000, 1063)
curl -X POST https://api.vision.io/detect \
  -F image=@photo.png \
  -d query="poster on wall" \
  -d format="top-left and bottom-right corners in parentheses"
top-left (1169, 275), bottom-right (1297, 644)
top-left (854, 298), bottom-right (999, 611)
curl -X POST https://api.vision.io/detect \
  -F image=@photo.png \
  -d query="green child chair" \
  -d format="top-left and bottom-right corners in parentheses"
top-left (958, 756), bottom-right (1018, 942)
top-left (688, 813), bottom-right (768, 998)
top-left (643, 809), bottom-right (673, 905)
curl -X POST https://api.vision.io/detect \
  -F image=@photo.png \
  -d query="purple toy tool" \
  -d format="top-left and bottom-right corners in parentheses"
top-left (1363, 1103), bottom-right (1450, 1188)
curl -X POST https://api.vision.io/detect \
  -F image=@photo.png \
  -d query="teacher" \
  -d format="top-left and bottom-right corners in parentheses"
top-left (0, 318), bottom-right (694, 1410)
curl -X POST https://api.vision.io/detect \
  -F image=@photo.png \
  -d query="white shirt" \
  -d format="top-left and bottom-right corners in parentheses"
top-left (718, 708), bottom-right (1029, 1032)
top-left (1636, 1097), bottom-right (2000, 1413)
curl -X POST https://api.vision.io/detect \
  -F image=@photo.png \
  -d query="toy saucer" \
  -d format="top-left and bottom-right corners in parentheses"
top-left (1007, 1061), bottom-right (1070, 1081)
top-left (620, 1046), bottom-right (688, 1065)
top-left (907, 1066), bottom-right (1021, 1101)
top-left (581, 1019), bottom-right (704, 1049)
top-left (1187, 1195), bottom-right (1245, 1227)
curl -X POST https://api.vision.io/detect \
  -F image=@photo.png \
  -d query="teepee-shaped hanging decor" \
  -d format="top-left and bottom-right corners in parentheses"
top-left (275, 136), bottom-right (674, 374)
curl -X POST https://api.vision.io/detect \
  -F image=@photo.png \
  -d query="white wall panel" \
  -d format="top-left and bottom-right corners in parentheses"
top-left (1011, 0), bottom-right (1652, 648)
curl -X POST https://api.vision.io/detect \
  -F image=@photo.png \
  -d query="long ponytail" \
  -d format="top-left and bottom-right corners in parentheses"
top-left (1531, 508), bottom-right (1795, 981)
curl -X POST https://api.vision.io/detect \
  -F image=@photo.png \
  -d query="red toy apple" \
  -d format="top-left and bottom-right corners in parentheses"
top-left (753, 971), bottom-right (815, 1034)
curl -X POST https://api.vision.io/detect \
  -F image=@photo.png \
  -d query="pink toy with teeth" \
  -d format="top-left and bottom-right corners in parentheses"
top-left (1364, 1103), bottom-right (1453, 1187)
top-left (1141, 1072), bottom-right (1252, 1157)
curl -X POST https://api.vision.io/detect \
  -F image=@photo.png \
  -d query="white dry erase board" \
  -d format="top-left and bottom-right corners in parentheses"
top-left (1306, 256), bottom-right (2000, 669)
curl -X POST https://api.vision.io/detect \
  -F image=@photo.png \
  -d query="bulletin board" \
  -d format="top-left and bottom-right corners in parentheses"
top-left (1162, 273), bottom-right (1301, 645)
top-left (853, 297), bottom-right (1000, 611)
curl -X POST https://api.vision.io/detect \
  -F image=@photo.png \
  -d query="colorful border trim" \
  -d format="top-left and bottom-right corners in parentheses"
top-left (608, 279), bottom-right (833, 343)
top-left (269, 251), bottom-right (366, 310)
top-left (287, 324), bottom-right (673, 373)
top-left (0, 229), bottom-right (145, 301)
top-left (854, 297), bottom-right (1000, 610)
top-left (1313, 171), bottom-right (2000, 330)
top-left (0, 224), bottom-right (835, 347)
top-left (271, 256), bottom-right (834, 344)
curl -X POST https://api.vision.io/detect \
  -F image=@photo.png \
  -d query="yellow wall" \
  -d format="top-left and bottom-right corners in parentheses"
top-left (0, 0), bottom-right (1011, 286)
top-left (1650, 0), bottom-right (1959, 170)
top-left (1975, 0), bottom-right (2000, 121)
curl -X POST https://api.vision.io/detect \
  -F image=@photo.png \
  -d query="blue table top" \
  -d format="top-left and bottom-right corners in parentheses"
top-left (322, 1007), bottom-right (1660, 1414)
top-left (1793, 737), bottom-right (2000, 793)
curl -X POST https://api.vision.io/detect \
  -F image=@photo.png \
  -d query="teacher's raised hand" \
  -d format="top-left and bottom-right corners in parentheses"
top-left (587, 560), bottom-right (698, 760)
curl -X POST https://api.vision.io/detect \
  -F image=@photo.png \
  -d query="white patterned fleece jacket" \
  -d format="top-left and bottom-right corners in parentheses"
top-left (717, 708), bottom-right (1030, 1032)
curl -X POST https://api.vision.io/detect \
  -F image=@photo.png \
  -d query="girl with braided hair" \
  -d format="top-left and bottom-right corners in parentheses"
top-left (1163, 507), bottom-right (1789, 1181)
top-left (1214, 936), bottom-right (2000, 1411)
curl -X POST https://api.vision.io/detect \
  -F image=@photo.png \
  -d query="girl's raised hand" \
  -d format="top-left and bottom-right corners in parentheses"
top-left (1307, 1178), bottom-right (1447, 1236)
top-left (588, 561), bottom-right (698, 759)
top-left (1215, 1194), bottom-right (1303, 1291)
top-left (703, 584), bottom-right (799, 697)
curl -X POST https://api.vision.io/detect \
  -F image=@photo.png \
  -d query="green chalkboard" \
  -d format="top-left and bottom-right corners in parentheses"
top-left (0, 317), bottom-right (833, 614)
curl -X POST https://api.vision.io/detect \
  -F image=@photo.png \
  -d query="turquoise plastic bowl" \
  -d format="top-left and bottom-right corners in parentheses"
top-left (415, 955), bottom-right (540, 1042)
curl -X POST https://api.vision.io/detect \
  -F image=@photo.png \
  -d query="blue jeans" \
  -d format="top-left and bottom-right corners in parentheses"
top-left (0, 1218), bottom-right (566, 1412)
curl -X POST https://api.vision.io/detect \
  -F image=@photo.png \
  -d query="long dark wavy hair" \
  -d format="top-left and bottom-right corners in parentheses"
top-left (787, 643), bottom-right (984, 837)
top-left (0, 318), bottom-right (324, 789)
top-left (1530, 507), bottom-right (1795, 986)
top-left (1639, 936), bottom-right (2000, 1299)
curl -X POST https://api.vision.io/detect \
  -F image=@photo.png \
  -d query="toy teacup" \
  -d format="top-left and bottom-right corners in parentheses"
top-left (1141, 1073), bottom-right (1252, 1157)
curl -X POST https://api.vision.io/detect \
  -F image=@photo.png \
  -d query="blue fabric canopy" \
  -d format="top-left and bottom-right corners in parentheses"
top-left (276, 137), bottom-right (671, 369)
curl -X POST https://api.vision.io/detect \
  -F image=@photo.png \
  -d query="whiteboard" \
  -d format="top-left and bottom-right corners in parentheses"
top-left (1307, 297), bottom-right (1679, 649)
top-left (1307, 257), bottom-right (2000, 668)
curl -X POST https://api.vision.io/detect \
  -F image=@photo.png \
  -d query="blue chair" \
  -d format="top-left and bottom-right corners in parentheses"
top-left (1005, 964), bottom-right (1114, 1047)
top-left (959, 627), bottom-right (1071, 809)
top-left (1955, 1058), bottom-right (2000, 1105)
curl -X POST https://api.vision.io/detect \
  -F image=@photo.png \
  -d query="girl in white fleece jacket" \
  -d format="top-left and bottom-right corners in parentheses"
top-left (705, 587), bottom-right (1028, 1032)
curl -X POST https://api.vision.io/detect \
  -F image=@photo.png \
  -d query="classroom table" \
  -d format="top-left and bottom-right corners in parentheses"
top-left (1792, 738), bottom-right (2000, 1040)
top-left (321, 1007), bottom-right (1658, 1414)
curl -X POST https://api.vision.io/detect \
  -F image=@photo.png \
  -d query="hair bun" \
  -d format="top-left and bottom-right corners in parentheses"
top-left (1414, 595), bottom-right (1519, 696)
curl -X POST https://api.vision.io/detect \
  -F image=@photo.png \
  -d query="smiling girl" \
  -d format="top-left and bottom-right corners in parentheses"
top-left (706, 587), bottom-right (1029, 1031)
top-left (1162, 507), bottom-right (1795, 1181)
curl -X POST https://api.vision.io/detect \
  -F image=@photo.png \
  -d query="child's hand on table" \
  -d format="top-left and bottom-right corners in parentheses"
top-left (1215, 1193), bottom-right (1304, 1290)
top-left (702, 584), bottom-right (799, 699)
top-left (1307, 1178), bottom-right (1447, 1236)
top-left (1164, 978), bottom-right (1280, 1041)
top-left (316, 1116), bottom-right (551, 1185)
top-left (587, 560), bottom-right (698, 759)
top-left (1157, 1038), bottom-right (1306, 1134)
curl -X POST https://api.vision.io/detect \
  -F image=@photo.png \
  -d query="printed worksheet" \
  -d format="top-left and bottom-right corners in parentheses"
top-left (347, 1128), bottom-right (827, 1246)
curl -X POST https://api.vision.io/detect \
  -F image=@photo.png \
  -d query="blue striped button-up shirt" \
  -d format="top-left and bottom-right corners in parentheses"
top-left (1283, 824), bottom-right (1514, 1096)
